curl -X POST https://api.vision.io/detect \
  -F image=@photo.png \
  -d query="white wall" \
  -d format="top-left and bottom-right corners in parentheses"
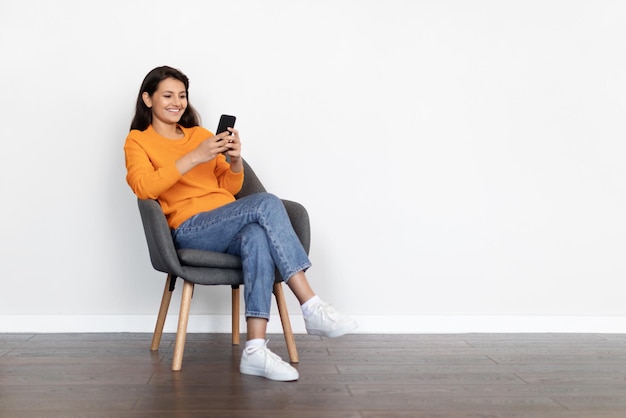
top-left (1, 0), bottom-right (626, 333)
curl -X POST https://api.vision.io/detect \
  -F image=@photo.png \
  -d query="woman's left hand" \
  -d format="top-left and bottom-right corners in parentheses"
top-left (224, 128), bottom-right (241, 159)
top-left (225, 128), bottom-right (243, 172)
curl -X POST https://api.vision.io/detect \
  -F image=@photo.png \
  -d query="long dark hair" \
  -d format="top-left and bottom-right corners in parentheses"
top-left (130, 66), bottom-right (201, 131)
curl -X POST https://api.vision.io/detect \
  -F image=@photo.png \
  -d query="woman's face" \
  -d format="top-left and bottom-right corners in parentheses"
top-left (143, 77), bottom-right (188, 126)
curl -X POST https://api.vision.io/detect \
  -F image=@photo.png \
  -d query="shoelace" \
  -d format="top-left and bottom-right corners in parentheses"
top-left (312, 303), bottom-right (339, 322)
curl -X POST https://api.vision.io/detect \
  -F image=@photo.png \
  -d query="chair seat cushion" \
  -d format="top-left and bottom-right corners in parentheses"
top-left (177, 248), bottom-right (242, 269)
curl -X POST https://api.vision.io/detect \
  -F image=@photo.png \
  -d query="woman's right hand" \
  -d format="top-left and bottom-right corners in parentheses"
top-left (193, 132), bottom-right (230, 163)
top-left (175, 132), bottom-right (230, 174)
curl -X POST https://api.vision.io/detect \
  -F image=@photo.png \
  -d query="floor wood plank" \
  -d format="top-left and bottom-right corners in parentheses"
top-left (1, 333), bottom-right (626, 417)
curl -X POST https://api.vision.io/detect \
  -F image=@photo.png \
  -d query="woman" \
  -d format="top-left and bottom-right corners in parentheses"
top-left (124, 66), bottom-right (357, 382)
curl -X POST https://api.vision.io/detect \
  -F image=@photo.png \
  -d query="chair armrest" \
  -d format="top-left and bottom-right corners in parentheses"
top-left (282, 199), bottom-right (311, 254)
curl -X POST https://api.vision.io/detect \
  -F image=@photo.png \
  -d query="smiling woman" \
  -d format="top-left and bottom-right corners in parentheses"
top-left (123, 65), bottom-right (358, 382)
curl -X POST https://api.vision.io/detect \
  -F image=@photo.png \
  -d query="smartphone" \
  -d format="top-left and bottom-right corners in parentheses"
top-left (216, 114), bottom-right (236, 136)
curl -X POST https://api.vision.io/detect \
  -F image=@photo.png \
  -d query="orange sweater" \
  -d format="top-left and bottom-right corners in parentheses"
top-left (124, 125), bottom-right (244, 229)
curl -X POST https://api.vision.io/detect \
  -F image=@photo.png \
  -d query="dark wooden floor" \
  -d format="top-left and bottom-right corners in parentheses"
top-left (2, 333), bottom-right (626, 417)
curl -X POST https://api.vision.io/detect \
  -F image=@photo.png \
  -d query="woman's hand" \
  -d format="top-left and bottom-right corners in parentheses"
top-left (195, 131), bottom-right (232, 163)
top-left (175, 129), bottom-right (243, 175)
top-left (175, 131), bottom-right (231, 175)
top-left (224, 128), bottom-right (243, 173)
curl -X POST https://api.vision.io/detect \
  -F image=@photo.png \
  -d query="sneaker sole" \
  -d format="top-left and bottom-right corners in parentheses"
top-left (240, 365), bottom-right (299, 382)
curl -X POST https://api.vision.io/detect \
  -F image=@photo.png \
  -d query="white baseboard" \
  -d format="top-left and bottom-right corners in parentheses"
top-left (1, 314), bottom-right (626, 333)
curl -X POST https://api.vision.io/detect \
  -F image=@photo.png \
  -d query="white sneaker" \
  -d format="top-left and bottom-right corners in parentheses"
top-left (239, 340), bottom-right (299, 382)
top-left (304, 302), bottom-right (358, 338)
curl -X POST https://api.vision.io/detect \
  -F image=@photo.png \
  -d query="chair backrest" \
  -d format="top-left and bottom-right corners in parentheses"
top-left (137, 198), bottom-right (183, 275)
top-left (137, 158), bottom-right (266, 275)
top-left (236, 158), bottom-right (266, 198)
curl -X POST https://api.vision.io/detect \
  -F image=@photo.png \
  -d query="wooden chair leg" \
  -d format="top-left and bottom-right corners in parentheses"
top-left (231, 286), bottom-right (240, 346)
top-left (172, 280), bottom-right (194, 372)
top-left (273, 282), bottom-right (299, 363)
top-left (151, 274), bottom-right (174, 351)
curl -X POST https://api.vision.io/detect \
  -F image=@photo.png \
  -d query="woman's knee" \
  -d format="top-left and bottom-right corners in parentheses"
top-left (256, 192), bottom-right (282, 209)
top-left (239, 192), bottom-right (282, 214)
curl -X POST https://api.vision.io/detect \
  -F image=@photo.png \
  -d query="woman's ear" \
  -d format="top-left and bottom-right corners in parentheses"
top-left (142, 92), bottom-right (152, 108)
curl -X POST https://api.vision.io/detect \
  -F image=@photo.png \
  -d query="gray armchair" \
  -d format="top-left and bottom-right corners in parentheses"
top-left (137, 159), bottom-right (310, 371)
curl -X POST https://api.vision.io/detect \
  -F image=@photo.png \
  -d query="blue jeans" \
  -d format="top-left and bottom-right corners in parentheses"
top-left (172, 192), bottom-right (312, 320)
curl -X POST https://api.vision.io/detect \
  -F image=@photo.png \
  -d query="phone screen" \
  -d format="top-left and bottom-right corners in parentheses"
top-left (216, 114), bottom-right (236, 136)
